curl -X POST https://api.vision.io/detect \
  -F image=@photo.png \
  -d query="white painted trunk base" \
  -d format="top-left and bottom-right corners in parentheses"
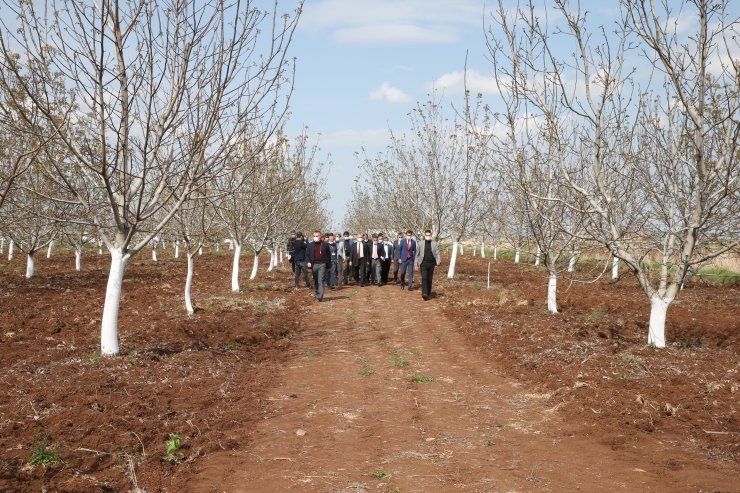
top-left (152, 248), bottom-right (157, 262)
top-left (547, 274), bottom-right (558, 313)
top-left (473, 246), bottom-right (476, 256)
top-left (447, 241), bottom-right (459, 278)
top-left (198, 247), bottom-right (202, 256)
top-left (279, 250), bottom-right (283, 263)
top-left (612, 257), bottom-right (619, 279)
top-left (267, 250), bottom-right (275, 272)
top-left (515, 249), bottom-right (520, 263)
top-left (250, 254), bottom-right (259, 280)
top-left (216, 242), bottom-right (219, 252)
top-left (648, 297), bottom-right (672, 348)
top-left (100, 248), bottom-right (130, 355)
top-left (174, 244), bottom-right (179, 259)
top-left (75, 248), bottom-right (82, 271)
top-left (568, 254), bottom-right (577, 273)
top-left (26, 253), bottom-right (35, 278)
top-left (494, 246), bottom-right (497, 260)
top-left (0, 237), bottom-right (3, 254)
top-left (481, 241), bottom-right (485, 258)
top-left (229, 241), bottom-right (233, 251)
top-left (98, 240), bottom-right (103, 255)
top-left (535, 246), bottom-right (541, 266)
top-left (47, 241), bottom-right (53, 258)
top-left (8, 240), bottom-right (13, 261)
top-left (185, 254), bottom-right (195, 315)
top-left (460, 244), bottom-right (464, 255)
top-left (231, 244), bottom-right (241, 292)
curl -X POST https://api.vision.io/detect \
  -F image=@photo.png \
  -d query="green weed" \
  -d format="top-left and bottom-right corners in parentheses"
top-left (304, 349), bottom-right (317, 358)
top-left (28, 435), bottom-right (60, 466)
top-left (128, 353), bottom-right (137, 366)
top-left (586, 310), bottom-right (606, 321)
top-left (411, 349), bottom-right (421, 356)
top-left (390, 350), bottom-right (408, 367)
top-left (164, 433), bottom-right (184, 462)
top-left (371, 471), bottom-right (391, 479)
top-left (411, 375), bottom-right (434, 383)
top-left (88, 351), bottom-right (100, 364)
top-left (360, 371), bottom-right (375, 377)
top-left (349, 291), bottom-right (359, 300)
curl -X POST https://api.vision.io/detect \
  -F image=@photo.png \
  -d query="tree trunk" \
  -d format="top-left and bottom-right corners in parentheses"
top-left (250, 253), bottom-right (259, 280)
top-left (447, 241), bottom-right (459, 278)
top-left (216, 242), bottom-right (219, 252)
top-left (535, 246), bottom-right (541, 266)
top-left (175, 243), bottom-right (179, 259)
top-left (494, 246), bottom-right (497, 260)
top-left (568, 254), bottom-right (577, 273)
top-left (100, 248), bottom-right (130, 355)
top-left (473, 246), bottom-right (476, 256)
top-left (75, 247), bottom-right (82, 271)
top-left (612, 256), bottom-right (619, 279)
top-left (648, 297), bottom-right (673, 348)
top-left (198, 247), bottom-right (202, 256)
top-left (47, 241), bottom-right (53, 258)
top-left (229, 240), bottom-right (234, 251)
top-left (98, 240), bottom-right (102, 255)
top-left (547, 273), bottom-right (558, 314)
top-left (481, 241), bottom-right (485, 258)
top-left (515, 248), bottom-right (520, 263)
top-left (0, 237), bottom-right (4, 254)
top-left (460, 244), bottom-right (464, 255)
top-left (231, 243), bottom-right (242, 292)
top-left (185, 253), bottom-right (195, 315)
top-left (267, 249), bottom-right (275, 272)
top-left (280, 250), bottom-right (283, 263)
top-left (8, 240), bottom-right (13, 261)
top-left (25, 252), bottom-right (35, 278)
top-left (152, 247), bottom-right (157, 262)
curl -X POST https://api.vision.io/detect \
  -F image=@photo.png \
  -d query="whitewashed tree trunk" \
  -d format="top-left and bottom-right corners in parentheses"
top-left (100, 248), bottom-right (130, 355)
top-left (216, 242), bottom-right (219, 252)
top-left (481, 241), bottom-right (485, 258)
top-left (612, 256), bottom-right (619, 279)
top-left (473, 246), bottom-right (476, 256)
top-left (229, 240), bottom-right (234, 251)
top-left (535, 246), bottom-right (541, 266)
top-left (25, 253), bottom-right (35, 278)
top-left (547, 273), bottom-right (558, 313)
top-left (494, 246), bottom-right (497, 260)
top-left (75, 247), bottom-right (82, 271)
top-left (185, 253), bottom-right (195, 315)
top-left (174, 242), bottom-right (179, 259)
top-left (250, 254), bottom-right (259, 280)
top-left (98, 239), bottom-right (103, 255)
top-left (279, 250), bottom-right (283, 263)
top-left (459, 244), bottom-right (464, 255)
top-left (514, 248), bottom-right (520, 263)
top-left (198, 247), bottom-right (202, 256)
top-left (447, 241), bottom-right (459, 278)
top-left (231, 243), bottom-right (242, 292)
top-left (568, 254), bottom-right (577, 273)
top-left (47, 241), bottom-right (53, 258)
top-left (152, 247), bottom-right (157, 262)
top-left (0, 237), bottom-right (4, 254)
top-left (7, 240), bottom-right (12, 260)
top-left (267, 249), bottom-right (275, 272)
top-left (648, 297), bottom-right (673, 348)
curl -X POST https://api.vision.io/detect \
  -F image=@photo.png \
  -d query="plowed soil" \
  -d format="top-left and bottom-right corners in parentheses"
top-left (1, 247), bottom-right (738, 492)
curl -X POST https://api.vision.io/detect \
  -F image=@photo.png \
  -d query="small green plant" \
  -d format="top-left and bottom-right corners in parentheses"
top-left (88, 351), bottom-right (100, 364)
top-left (349, 291), bottom-right (359, 300)
top-left (164, 433), bottom-right (184, 462)
top-left (28, 435), bottom-right (60, 466)
top-left (586, 310), bottom-right (606, 321)
top-left (356, 348), bottom-right (365, 353)
top-left (360, 371), bottom-right (375, 377)
top-left (411, 375), bottom-right (434, 383)
top-left (221, 342), bottom-right (239, 351)
top-left (128, 353), bottom-right (137, 366)
top-left (371, 471), bottom-right (391, 479)
top-left (411, 349), bottom-right (421, 356)
top-left (261, 319), bottom-right (269, 327)
top-left (304, 349), bottom-right (317, 358)
top-left (390, 350), bottom-right (408, 367)
top-left (360, 359), bottom-right (370, 368)
top-left (485, 431), bottom-right (494, 447)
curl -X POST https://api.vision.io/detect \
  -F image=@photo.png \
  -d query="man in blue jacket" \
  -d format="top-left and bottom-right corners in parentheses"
top-left (396, 230), bottom-right (417, 291)
top-left (307, 230), bottom-right (332, 301)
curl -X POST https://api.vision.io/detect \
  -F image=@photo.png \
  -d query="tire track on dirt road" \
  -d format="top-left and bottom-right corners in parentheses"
top-left (185, 283), bottom-right (732, 492)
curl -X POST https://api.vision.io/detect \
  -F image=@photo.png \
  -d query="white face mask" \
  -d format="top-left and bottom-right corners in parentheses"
top-left (313, 237), bottom-right (321, 242)
top-left (406, 236), bottom-right (412, 240)
top-left (425, 235), bottom-right (432, 240)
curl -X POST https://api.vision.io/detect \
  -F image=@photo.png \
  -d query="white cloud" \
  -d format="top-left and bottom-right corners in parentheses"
top-left (426, 69), bottom-right (501, 96)
top-left (369, 82), bottom-right (413, 104)
top-left (334, 24), bottom-right (457, 45)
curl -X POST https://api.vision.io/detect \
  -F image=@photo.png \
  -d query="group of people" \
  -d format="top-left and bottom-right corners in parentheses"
top-left (287, 230), bottom-right (441, 302)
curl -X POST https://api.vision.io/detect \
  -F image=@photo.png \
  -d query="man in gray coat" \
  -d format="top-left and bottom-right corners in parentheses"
top-left (414, 229), bottom-right (441, 301)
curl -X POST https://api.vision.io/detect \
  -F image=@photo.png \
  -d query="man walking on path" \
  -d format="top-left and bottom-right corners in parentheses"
top-left (327, 233), bottom-right (339, 290)
top-left (339, 232), bottom-right (350, 285)
top-left (415, 229), bottom-right (441, 301)
top-left (370, 234), bottom-right (385, 287)
top-left (349, 233), bottom-right (370, 287)
top-left (397, 230), bottom-right (417, 291)
top-left (293, 232), bottom-right (311, 289)
top-left (392, 232), bottom-right (403, 284)
top-left (287, 232), bottom-right (297, 273)
top-left (380, 234), bottom-right (393, 285)
top-left (307, 231), bottom-right (331, 301)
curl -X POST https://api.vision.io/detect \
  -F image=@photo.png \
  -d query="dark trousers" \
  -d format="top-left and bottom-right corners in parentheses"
top-left (371, 258), bottom-right (383, 285)
top-left (393, 258), bottom-right (400, 282)
top-left (341, 257), bottom-right (351, 285)
top-left (289, 257), bottom-right (295, 272)
top-left (295, 260), bottom-right (310, 287)
top-left (381, 259), bottom-right (391, 284)
top-left (420, 261), bottom-right (435, 297)
top-left (356, 258), bottom-right (367, 286)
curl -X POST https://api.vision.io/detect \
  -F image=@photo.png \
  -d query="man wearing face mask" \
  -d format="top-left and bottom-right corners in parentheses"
top-left (327, 233), bottom-right (339, 290)
top-left (415, 229), bottom-right (441, 301)
top-left (306, 230), bottom-right (332, 301)
top-left (397, 230), bottom-right (417, 291)
top-left (349, 232), bottom-right (370, 287)
top-left (293, 232), bottom-right (311, 290)
top-left (392, 232), bottom-right (403, 284)
top-left (287, 232), bottom-right (297, 273)
top-left (340, 232), bottom-right (351, 286)
top-left (379, 234), bottom-right (393, 285)
top-left (369, 234), bottom-right (385, 287)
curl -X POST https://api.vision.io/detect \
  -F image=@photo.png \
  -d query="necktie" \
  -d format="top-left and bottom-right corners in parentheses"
top-left (358, 243), bottom-right (363, 258)
top-left (373, 244), bottom-right (377, 259)
top-left (407, 240), bottom-right (411, 259)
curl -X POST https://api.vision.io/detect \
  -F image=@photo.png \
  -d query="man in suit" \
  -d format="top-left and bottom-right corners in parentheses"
top-left (369, 234), bottom-right (386, 287)
top-left (336, 232), bottom-right (348, 287)
top-left (306, 230), bottom-right (332, 301)
top-left (392, 232), bottom-right (403, 284)
top-left (348, 233), bottom-right (370, 287)
top-left (415, 229), bottom-right (441, 301)
top-left (287, 232), bottom-right (296, 273)
top-left (293, 232), bottom-right (311, 289)
top-left (379, 234), bottom-right (393, 285)
top-left (397, 230), bottom-right (417, 291)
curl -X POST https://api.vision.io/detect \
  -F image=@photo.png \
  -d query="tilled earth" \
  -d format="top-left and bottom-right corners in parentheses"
top-left (0, 247), bottom-right (738, 492)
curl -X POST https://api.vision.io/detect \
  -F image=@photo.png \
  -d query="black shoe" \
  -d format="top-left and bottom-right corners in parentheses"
top-left (422, 294), bottom-right (428, 301)
top-left (401, 285), bottom-right (405, 290)
top-left (377, 283), bottom-right (382, 287)
top-left (408, 287), bottom-right (414, 292)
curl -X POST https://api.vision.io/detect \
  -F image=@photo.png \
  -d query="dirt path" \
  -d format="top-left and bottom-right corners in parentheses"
top-left (186, 281), bottom-right (735, 492)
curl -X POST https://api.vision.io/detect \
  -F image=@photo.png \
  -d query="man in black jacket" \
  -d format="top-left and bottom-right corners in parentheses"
top-left (392, 232), bottom-right (403, 284)
top-left (287, 232), bottom-right (296, 273)
top-left (348, 234), bottom-right (370, 287)
top-left (306, 230), bottom-right (332, 301)
top-left (293, 232), bottom-right (311, 289)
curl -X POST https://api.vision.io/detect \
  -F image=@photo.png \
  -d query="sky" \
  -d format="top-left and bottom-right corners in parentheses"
top-left (281, 0), bottom-right (500, 227)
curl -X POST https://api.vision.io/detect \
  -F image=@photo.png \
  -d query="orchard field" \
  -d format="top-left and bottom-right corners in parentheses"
top-left (0, 247), bottom-right (738, 492)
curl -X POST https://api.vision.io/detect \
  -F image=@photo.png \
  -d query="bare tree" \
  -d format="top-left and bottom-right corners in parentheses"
top-left (0, 0), bottom-right (301, 354)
